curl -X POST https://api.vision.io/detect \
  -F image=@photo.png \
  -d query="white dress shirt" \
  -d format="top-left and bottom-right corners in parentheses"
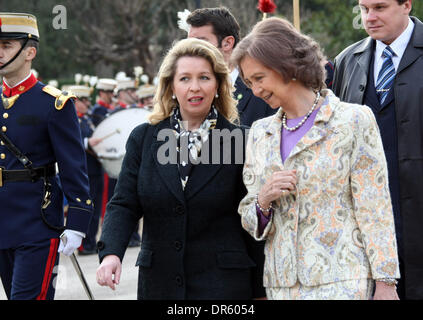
top-left (3, 72), bottom-right (32, 89)
top-left (230, 68), bottom-right (239, 86)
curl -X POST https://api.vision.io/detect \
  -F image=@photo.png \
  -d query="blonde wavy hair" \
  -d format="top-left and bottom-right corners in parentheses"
top-left (149, 38), bottom-right (239, 125)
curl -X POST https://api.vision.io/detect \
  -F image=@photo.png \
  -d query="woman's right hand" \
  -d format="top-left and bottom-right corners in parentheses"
top-left (257, 170), bottom-right (297, 216)
top-left (96, 255), bottom-right (122, 290)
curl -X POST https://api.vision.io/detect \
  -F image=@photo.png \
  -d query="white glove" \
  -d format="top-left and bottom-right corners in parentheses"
top-left (58, 229), bottom-right (85, 256)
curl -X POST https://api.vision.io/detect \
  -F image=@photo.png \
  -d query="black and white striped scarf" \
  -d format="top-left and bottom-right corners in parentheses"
top-left (170, 106), bottom-right (218, 189)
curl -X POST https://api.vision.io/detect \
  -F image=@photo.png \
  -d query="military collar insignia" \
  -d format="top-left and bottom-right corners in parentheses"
top-left (1, 93), bottom-right (20, 110)
top-left (2, 73), bottom-right (38, 98)
top-left (118, 101), bottom-right (128, 109)
top-left (97, 99), bottom-right (114, 110)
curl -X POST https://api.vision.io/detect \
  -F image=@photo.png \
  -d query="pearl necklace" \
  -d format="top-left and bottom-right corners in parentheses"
top-left (282, 92), bottom-right (321, 132)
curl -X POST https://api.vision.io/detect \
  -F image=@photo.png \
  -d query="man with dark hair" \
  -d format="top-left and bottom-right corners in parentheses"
top-left (0, 12), bottom-right (93, 299)
top-left (333, 0), bottom-right (423, 299)
top-left (187, 7), bottom-right (276, 127)
top-left (18, 38), bottom-right (39, 51)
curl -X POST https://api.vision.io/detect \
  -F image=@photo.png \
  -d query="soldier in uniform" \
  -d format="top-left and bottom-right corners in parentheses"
top-left (115, 78), bottom-right (138, 111)
top-left (113, 78), bottom-right (142, 247)
top-left (95, 78), bottom-right (142, 247)
top-left (90, 79), bottom-right (118, 228)
top-left (91, 78), bottom-right (117, 127)
top-left (70, 85), bottom-right (104, 255)
top-left (0, 13), bottom-right (93, 299)
top-left (136, 84), bottom-right (156, 109)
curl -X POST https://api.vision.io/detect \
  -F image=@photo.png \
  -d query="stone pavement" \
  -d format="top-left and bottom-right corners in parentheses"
top-left (0, 246), bottom-right (140, 300)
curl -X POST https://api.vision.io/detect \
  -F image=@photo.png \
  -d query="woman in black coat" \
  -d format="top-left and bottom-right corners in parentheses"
top-left (96, 38), bottom-right (265, 300)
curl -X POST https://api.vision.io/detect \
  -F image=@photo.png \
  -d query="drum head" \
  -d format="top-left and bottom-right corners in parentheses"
top-left (91, 108), bottom-right (150, 178)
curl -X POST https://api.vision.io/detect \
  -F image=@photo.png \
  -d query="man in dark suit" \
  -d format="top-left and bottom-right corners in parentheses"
top-left (333, 0), bottom-right (423, 299)
top-left (186, 7), bottom-right (277, 126)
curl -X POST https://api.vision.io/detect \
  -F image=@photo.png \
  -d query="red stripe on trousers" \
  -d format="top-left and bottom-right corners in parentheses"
top-left (101, 173), bottom-right (109, 221)
top-left (36, 238), bottom-right (59, 300)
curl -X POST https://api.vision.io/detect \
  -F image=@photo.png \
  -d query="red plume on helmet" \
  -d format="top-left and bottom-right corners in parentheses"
top-left (257, 0), bottom-right (277, 14)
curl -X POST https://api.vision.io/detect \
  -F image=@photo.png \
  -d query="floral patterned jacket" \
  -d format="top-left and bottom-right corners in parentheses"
top-left (238, 90), bottom-right (400, 288)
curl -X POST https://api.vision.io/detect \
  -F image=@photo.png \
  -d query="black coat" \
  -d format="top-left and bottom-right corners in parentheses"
top-left (98, 113), bottom-right (265, 300)
top-left (333, 17), bottom-right (423, 299)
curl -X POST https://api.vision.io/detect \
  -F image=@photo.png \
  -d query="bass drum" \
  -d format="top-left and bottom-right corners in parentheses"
top-left (91, 107), bottom-right (151, 179)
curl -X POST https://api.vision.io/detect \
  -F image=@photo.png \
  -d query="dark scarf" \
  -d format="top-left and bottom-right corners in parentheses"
top-left (170, 106), bottom-right (218, 189)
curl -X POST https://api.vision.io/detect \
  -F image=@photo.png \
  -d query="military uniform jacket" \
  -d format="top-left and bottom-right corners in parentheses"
top-left (78, 114), bottom-right (103, 176)
top-left (0, 82), bottom-right (93, 249)
top-left (91, 101), bottom-right (113, 127)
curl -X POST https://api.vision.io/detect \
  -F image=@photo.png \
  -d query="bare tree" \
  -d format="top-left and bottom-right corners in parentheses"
top-left (175, 0), bottom-right (292, 37)
top-left (60, 0), bottom-right (294, 79)
top-left (65, 0), bottom-right (190, 79)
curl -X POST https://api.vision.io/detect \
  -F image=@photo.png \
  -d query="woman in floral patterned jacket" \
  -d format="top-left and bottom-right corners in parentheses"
top-left (232, 17), bottom-right (400, 300)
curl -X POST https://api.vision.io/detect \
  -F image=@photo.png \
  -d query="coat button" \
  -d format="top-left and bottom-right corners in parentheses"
top-left (3, 113), bottom-right (8, 119)
top-left (2, 126), bottom-right (7, 132)
top-left (175, 275), bottom-right (183, 287)
top-left (97, 241), bottom-right (105, 250)
top-left (175, 205), bottom-right (184, 215)
top-left (174, 241), bottom-right (182, 251)
top-left (359, 84), bottom-right (365, 91)
top-left (0, 153), bottom-right (5, 160)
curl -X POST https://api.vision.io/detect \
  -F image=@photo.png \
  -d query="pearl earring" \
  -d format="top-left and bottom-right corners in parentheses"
top-left (172, 95), bottom-right (176, 100)
top-left (215, 93), bottom-right (219, 98)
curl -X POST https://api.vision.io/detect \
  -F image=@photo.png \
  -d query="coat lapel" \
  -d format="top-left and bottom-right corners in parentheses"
top-left (387, 18), bottom-right (423, 108)
top-left (350, 37), bottom-right (374, 104)
top-left (262, 108), bottom-right (285, 172)
top-left (397, 17), bottom-right (423, 75)
top-left (287, 90), bottom-right (336, 161)
top-left (151, 119), bottom-right (185, 204)
top-left (354, 37), bottom-right (374, 75)
top-left (183, 115), bottom-right (233, 201)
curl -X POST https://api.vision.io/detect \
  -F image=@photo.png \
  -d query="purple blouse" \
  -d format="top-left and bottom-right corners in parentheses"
top-left (256, 106), bottom-right (321, 235)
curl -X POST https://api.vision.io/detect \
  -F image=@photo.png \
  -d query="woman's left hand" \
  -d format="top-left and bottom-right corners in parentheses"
top-left (373, 281), bottom-right (399, 300)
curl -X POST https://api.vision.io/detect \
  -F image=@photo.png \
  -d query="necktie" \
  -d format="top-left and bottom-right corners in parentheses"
top-left (376, 46), bottom-right (396, 105)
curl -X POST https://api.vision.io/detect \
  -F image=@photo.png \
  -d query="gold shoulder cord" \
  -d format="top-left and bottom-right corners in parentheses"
top-left (42, 85), bottom-right (76, 110)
